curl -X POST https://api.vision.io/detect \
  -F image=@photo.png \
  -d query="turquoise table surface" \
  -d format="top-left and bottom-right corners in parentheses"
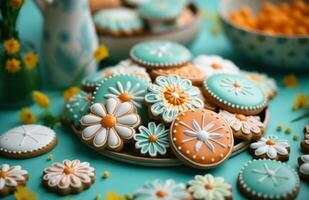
top-left (1, 0), bottom-right (309, 199)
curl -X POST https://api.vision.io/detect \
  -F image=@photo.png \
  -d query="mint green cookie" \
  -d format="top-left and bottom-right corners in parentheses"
top-left (203, 73), bottom-right (266, 114)
top-left (65, 91), bottom-right (93, 127)
top-left (130, 40), bottom-right (191, 68)
top-left (93, 74), bottom-right (150, 125)
top-left (138, 0), bottom-right (186, 20)
top-left (238, 159), bottom-right (300, 200)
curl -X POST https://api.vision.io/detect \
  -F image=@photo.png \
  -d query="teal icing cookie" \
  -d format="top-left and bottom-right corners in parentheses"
top-left (82, 70), bottom-right (105, 91)
top-left (238, 159), bottom-right (300, 200)
top-left (65, 91), bottom-right (93, 127)
top-left (92, 74), bottom-right (150, 125)
top-left (130, 40), bottom-right (191, 68)
top-left (138, 0), bottom-right (186, 20)
top-left (93, 8), bottom-right (143, 35)
top-left (203, 73), bottom-right (267, 115)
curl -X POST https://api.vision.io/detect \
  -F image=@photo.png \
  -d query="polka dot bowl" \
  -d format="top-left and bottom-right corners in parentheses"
top-left (219, 0), bottom-right (309, 70)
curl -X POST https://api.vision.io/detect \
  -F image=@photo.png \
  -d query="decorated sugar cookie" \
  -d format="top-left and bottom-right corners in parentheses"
top-left (93, 74), bottom-right (150, 125)
top-left (93, 8), bottom-right (143, 36)
top-left (193, 55), bottom-right (240, 77)
top-left (102, 59), bottom-right (151, 82)
top-left (82, 70), bottom-right (105, 92)
top-left (238, 159), bottom-right (300, 200)
top-left (188, 174), bottom-right (232, 200)
top-left (242, 71), bottom-right (278, 99)
top-left (134, 179), bottom-right (190, 200)
top-left (249, 135), bottom-right (290, 161)
top-left (150, 63), bottom-right (206, 85)
top-left (64, 91), bottom-right (93, 127)
top-left (170, 108), bottom-right (234, 169)
top-left (0, 125), bottom-right (57, 159)
top-left (130, 40), bottom-right (191, 68)
top-left (298, 155), bottom-right (309, 181)
top-left (0, 164), bottom-right (28, 197)
top-left (43, 159), bottom-right (95, 195)
top-left (145, 75), bottom-right (204, 123)
top-left (80, 98), bottom-right (140, 151)
top-left (134, 122), bottom-right (169, 157)
top-left (202, 73), bottom-right (267, 115)
top-left (219, 110), bottom-right (264, 141)
top-left (301, 125), bottom-right (309, 153)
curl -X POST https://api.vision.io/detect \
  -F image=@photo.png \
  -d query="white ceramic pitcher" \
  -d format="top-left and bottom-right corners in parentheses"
top-left (36, 0), bottom-right (98, 88)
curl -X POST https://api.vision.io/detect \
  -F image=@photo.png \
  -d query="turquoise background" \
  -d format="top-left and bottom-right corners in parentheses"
top-left (0, 0), bottom-right (309, 199)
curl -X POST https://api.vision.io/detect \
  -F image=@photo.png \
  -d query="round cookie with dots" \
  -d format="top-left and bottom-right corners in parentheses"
top-left (0, 164), bottom-right (28, 197)
top-left (169, 108), bottom-right (234, 169)
top-left (301, 125), bottom-right (309, 153)
top-left (64, 91), bottom-right (94, 127)
top-left (92, 74), bottom-right (150, 125)
top-left (43, 159), bottom-right (95, 195)
top-left (298, 155), bottom-right (309, 182)
top-left (202, 73), bottom-right (267, 115)
top-left (238, 159), bottom-right (300, 200)
top-left (0, 125), bottom-right (57, 159)
top-left (193, 55), bottom-right (240, 77)
top-left (130, 40), bottom-right (191, 69)
top-left (82, 70), bottom-right (105, 92)
top-left (150, 63), bottom-right (206, 86)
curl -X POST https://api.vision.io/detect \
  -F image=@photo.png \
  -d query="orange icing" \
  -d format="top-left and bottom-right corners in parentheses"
top-left (101, 114), bottom-right (117, 128)
top-left (149, 135), bottom-right (157, 143)
top-left (211, 63), bottom-right (222, 69)
top-left (164, 90), bottom-right (186, 105)
top-left (63, 167), bottom-right (74, 174)
top-left (266, 140), bottom-right (276, 145)
top-left (156, 190), bottom-right (167, 197)
top-left (119, 92), bottom-right (132, 102)
top-left (236, 114), bottom-right (247, 121)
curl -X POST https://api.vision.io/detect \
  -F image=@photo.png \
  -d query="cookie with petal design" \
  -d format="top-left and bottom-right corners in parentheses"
top-left (169, 108), bottom-right (234, 169)
top-left (43, 159), bottom-right (95, 195)
top-left (298, 155), bottom-right (309, 182)
top-left (0, 164), bottom-right (28, 197)
top-left (301, 125), bottom-right (309, 153)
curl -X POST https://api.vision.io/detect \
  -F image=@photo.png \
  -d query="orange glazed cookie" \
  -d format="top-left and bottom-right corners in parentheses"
top-left (170, 108), bottom-right (234, 169)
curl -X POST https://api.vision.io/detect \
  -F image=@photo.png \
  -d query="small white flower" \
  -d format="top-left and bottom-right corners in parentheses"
top-left (0, 164), bottom-right (28, 190)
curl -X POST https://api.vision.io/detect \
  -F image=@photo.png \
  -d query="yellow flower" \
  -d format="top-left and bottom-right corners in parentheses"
top-left (93, 44), bottom-right (109, 62)
top-left (4, 38), bottom-right (20, 54)
top-left (23, 52), bottom-right (39, 70)
top-left (63, 86), bottom-right (81, 101)
top-left (11, 0), bottom-right (24, 9)
top-left (106, 192), bottom-right (124, 200)
top-left (19, 108), bottom-right (36, 124)
top-left (283, 74), bottom-right (298, 88)
top-left (32, 91), bottom-right (50, 108)
top-left (5, 58), bottom-right (21, 73)
top-left (14, 187), bottom-right (38, 200)
top-left (292, 93), bottom-right (309, 110)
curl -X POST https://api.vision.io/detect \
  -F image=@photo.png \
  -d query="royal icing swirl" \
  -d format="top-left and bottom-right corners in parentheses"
top-left (0, 164), bottom-right (28, 190)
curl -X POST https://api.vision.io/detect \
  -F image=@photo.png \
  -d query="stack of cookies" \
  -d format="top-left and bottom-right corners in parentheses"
top-left (64, 40), bottom-right (278, 170)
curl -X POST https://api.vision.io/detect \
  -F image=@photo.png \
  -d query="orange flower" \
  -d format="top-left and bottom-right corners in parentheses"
top-left (93, 44), bottom-right (109, 62)
top-left (5, 58), bottom-right (21, 73)
top-left (3, 38), bottom-right (20, 54)
top-left (63, 87), bottom-right (81, 101)
top-left (11, 0), bottom-right (24, 9)
top-left (23, 52), bottom-right (39, 70)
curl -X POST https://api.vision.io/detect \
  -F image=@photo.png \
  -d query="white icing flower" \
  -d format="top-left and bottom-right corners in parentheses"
top-left (134, 179), bottom-right (189, 200)
top-left (104, 81), bottom-right (146, 108)
top-left (0, 164), bottom-right (28, 190)
top-left (193, 55), bottom-right (239, 77)
top-left (299, 155), bottom-right (309, 175)
top-left (219, 77), bottom-right (254, 96)
top-left (251, 163), bottom-right (289, 186)
top-left (80, 98), bottom-right (140, 150)
top-left (148, 43), bottom-right (172, 58)
top-left (188, 174), bottom-right (231, 200)
top-left (250, 135), bottom-right (289, 159)
top-left (43, 160), bottom-right (94, 189)
top-left (219, 110), bottom-right (264, 135)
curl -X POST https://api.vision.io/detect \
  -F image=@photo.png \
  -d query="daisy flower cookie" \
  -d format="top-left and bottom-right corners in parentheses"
top-left (242, 71), bottom-right (278, 99)
top-left (170, 108), bottom-right (234, 169)
top-left (193, 55), bottom-right (240, 77)
top-left (93, 74), bottom-right (150, 125)
top-left (64, 91), bottom-right (93, 127)
top-left (218, 110), bottom-right (264, 141)
top-left (80, 98), bottom-right (140, 151)
top-left (0, 125), bottom-right (57, 159)
top-left (238, 159), bottom-right (300, 200)
top-left (202, 73), bottom-right (267, 115)
top-left (134, 122), bottom-right (169, 157)
top-left (301, 125), bottom-right (309, 153)
top-left (130, 40), bottom-right (191, 69)
top-left (133, 179), bottom-right (190, 200)
top-left (298, 155), bottom-right (309, 182)
top-left (0, 164), bottom-right (28, 197)
top-left (145, 75), bottom-right (204, 123)
top-left (43, 159), bottom-right (95, 195)
top-left (249, 135), bottom-right (290, 161)
top-left (188, 174), bottom-right (232, 200)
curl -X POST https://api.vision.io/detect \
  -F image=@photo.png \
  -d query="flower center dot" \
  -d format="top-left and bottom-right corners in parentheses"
top-left (164, 89), bottom-right (186, 105)
top-left (211, 63), bottom-right (222, 69)
top-left (101, 114), bottom-right (117, 128)
top-left (63, 167), bottom-right (74, 174)
top-left (204, 183), bottom-right (214, 190)
top-left (0, 171), bottom-right (7, 178)
top-left (266, 140), bottom-right (275, 145)
top-left (119, 92), bottom-right (131, 102)
top-left (233, 82), bottom-right (241, 88)
top-left (87, 95), bottom-right (93, 101)
top-left (149, 135), bottom-right (157, 143)
top-left (236, 114), bottom-right (247, 121)
top-left (156, 189), bottom-right (167, 198)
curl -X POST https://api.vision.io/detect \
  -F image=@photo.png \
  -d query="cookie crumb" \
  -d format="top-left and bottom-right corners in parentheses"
top-left (276, 125), bottom-right (284, 132)
top-left (285, 128), bottom-right (291, 134)
top-left (102, 170), bottom-right (110, 179)
top-left (47, 154), bottom-right (53, 161)
top-left (293, 135), bottom-right (299, 141)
